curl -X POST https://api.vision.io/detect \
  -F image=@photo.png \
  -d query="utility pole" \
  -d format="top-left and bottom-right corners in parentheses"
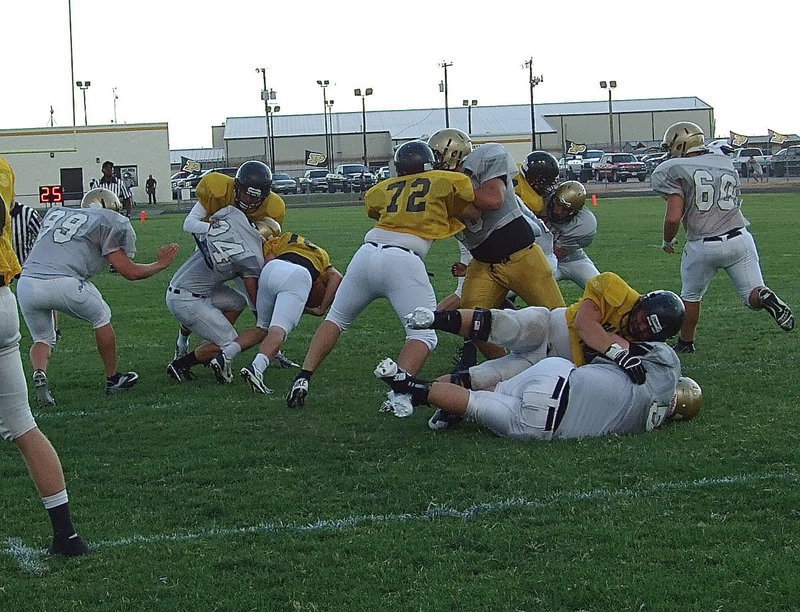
top-left (523, 58), bottom-right (543, 149)
top-left (439, 61), bottom-right (453, 127)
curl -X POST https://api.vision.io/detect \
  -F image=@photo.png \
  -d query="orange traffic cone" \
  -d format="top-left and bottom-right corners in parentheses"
top-left (591, 194), bottom-right (598, 207)
top-left (140, 210), bottom-right (147, 222)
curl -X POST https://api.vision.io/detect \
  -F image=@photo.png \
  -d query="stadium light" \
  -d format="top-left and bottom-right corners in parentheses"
top-left (317, 80), bottom-right (332, 171)
top-left (600, 80), bottom-right (617, 151)
top-left (462, 99), bottom-right (478, 135)
top-left (75, 81), bottom-right (91, 126)
top-left (523, 59), bottom-right (543, 149)
top-left (355, 88), bottom-right (373, 167)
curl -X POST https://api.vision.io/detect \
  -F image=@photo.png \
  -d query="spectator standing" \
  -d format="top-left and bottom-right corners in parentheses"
top-left (98, 161), bottom-right (133, 217)
top-left (145, 174), bottom-right (157, 205)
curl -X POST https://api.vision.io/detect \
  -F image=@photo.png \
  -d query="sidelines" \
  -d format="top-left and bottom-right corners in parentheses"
top-left (4, 470), bottom-right (796, 573)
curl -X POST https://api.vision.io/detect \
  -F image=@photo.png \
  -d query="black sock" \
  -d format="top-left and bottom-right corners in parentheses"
top-left (174, 352), bottom-right (200, 369)
top-left (431, 310), bottom-right (462, 334)
top-left (47, 503), bottom-right (77, 540)
top-left (107, 372), bottom-right (120, 383)
top-left (297, 369), bottom-right (313, 381)
top-left (408, 378), bottom-right (431, 406)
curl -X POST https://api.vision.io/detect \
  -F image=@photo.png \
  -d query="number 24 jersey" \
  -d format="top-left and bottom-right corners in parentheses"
top-left (364, 170), bottom-right (474, 241)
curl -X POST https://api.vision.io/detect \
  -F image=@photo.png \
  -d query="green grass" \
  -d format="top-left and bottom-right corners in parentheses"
top-left (2, 194), bottom-right (799, 610)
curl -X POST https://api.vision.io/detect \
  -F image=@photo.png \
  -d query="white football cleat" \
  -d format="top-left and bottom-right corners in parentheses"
top-left (403, 307), bottom-right (435, 330)
top-left (380, 391), bottom-right (414, 418)
top-left (374, 357), bottom-right (399, 378)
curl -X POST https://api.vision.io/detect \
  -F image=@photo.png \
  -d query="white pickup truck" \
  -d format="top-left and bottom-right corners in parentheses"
top-left (729, 147), bottom-right (771, 177)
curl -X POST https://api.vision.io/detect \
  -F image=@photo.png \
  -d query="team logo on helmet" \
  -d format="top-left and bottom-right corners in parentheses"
top-left (427, 129), bottom-right (472, 170)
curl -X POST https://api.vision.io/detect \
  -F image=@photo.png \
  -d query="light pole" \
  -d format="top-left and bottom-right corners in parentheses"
top-left (267, 103), bottom-right (280, 171)
top-left (462, 99), bottom-right (477, 135)
top-left (439, 60), bottom-right (452, 127)
top-left (256, 68), bottom-right (274, 167)
top-left (523, 58), bottom-right (543, 149)
top-left (75, 81), bottom-right (91, 126)
top-left (600, 80), bottom-right (617, 151)
top-left (317, 79), bottom-right (331, 170)
top-left (355, 88), bottom-right (373, 166)
top-left (112, 87), bottom-right (118, 123)
top-left (326, 99), bottom-right (335, 169)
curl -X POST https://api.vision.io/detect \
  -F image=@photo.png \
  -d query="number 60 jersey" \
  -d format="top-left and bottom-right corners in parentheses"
top-left (23, 207), bottom-right (136, 280)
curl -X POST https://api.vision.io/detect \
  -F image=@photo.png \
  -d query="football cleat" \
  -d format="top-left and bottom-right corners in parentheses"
top-left (451, 340), bottom-right (478, 372)
top-left (404, 307), bottom-right (435, 330)
top-left (286, 377), bottom-right (309, 408)
top-left (274, 351), bottom-right (300, 369)
top-left (379, 391), bottom-right (414, 418)
top-left (209, 351), bottom-right (233, 384)
top-left (672, 339), bottom-right (696, 354)
top-left (428, 409), bottom-right (463, 431)
top-left (374, 358), bottom-right (430, 406)
top-left (240, 365), bottom-right (273, 394)
top-left (759, 288), bottom-right (794, 331)
top-left (33, 369), bottom-right (56, 407)
top-left (106, 371), bottom-right (139, 394)
top-left (48, 533), bottom-right (90, 557)
top-left (166, 362), bottom-right (194, 382)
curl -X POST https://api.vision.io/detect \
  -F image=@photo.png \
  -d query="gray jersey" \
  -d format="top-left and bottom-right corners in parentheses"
top-left (549, 207), bottom-right (597, 263)
top-left (169, 206), bottom-right (263, 296)
top-left (22, 207), bottom-right (136, 280)
top-left (556, 342), bottom-right (680, 439)
top-left (458, 143), bottom-right (524, 250)
top-left (651, 153), bottom-right (748, 240)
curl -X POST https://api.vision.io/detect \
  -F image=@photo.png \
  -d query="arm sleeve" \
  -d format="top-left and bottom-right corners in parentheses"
top-left (183, 202), bottom-right (211, 234)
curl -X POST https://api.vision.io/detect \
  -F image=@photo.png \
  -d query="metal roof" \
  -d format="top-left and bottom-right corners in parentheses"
top-left (223, 97), bottom-right (711, 142)
top-left (169, 147), bottom-right (225, 164)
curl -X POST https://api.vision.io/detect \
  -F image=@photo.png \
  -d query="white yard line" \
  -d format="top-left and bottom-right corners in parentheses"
top-left (5, 470), bottom-right (796, 572)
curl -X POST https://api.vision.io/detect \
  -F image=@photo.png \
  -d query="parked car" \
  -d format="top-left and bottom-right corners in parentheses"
top-left (271, 172), bottom-right (298, 195)
top-left (594, 153), bottom-right (647, 182)
top-left (326, 164), bottom-right (376, 193)
top-left (376, 166), bottom-right (391, 180)
top-left (771, 145), bottom-right (800, 177)
top-left (565, 150), bottom-right (604, 181)
top-left (642, 152), bottom-right (669, 173)
top-left (298, 169), bottom-right (330, 193)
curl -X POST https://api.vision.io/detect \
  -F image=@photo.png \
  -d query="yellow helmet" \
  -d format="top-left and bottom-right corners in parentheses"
top-left (549, 180), bottom-right (587, 222)
top-left (662, 122), bottom-right (706, 158)
top-left (427, 128), bottom-right (472, 170)
top-left (670, 376), bottom-right (702, 421)
top-left (81, 188), bottom-right (121, 212)
top-left (256, 217), bottom-right (281, 239)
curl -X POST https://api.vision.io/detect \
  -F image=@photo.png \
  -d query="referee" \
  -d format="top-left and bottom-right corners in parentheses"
top-left (10, 200), bottom-right (41, 264)
top-left (98, 160), bottom-right (133, 217)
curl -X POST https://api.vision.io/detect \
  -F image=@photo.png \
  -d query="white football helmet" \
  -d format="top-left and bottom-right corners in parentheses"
top-left (662, 122), bottom-right (706, 158)
top-left (81, 188), bottom-right (121, 212)
top-left (669, 376), bottom-right (702, 421)
top-left (427, 128), bottom-right (473, 170)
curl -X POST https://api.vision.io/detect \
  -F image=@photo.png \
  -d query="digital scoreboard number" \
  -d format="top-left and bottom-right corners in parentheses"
top-left (39, 185), bottom-right (64, 205)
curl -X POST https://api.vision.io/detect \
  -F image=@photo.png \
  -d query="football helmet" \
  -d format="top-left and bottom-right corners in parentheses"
top-left (234, 161), bottom-right (272, 212)
top-left (624, 290), bottom-right (685, 341)
top-left (521, 151), bottom-right (560, 195)
top-left (662, 122), bottom-right (706, 158)
top-left (256, 217), bottom-right (281, 239)
top-left (669, 376), bottom-right (702, 421)
top-left (548, 180), bottom-right (586, 223)
top-left (394, 140), bottom-right (436, 176)
top-left (427, 128), bottom-right (472, 170)
top-left (81, 188), bottom-right (121, 212)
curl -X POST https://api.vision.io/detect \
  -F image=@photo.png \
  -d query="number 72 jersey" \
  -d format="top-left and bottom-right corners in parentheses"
top-left (365, 170), bottom-right (475, 240)
top-left (23, 207), bottom-right (136, 279)
top-left (651, 154), bottom-right (748, 241)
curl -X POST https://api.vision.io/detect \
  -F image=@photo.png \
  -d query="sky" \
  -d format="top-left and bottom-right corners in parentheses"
top-left (3, 0), bottom-right (797, 150)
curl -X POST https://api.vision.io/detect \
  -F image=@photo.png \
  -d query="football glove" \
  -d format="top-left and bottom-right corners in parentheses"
top-left (604, 342), bottom-right (647, 385)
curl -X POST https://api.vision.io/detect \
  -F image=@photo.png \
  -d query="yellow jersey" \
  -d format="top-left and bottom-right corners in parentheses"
top-left (564, 271), bottom-right (642, 365)
top-left (264, 232), bottom-right (332, 285)
top-left (365, 170), bottom-right (474, 240)
top-left (0, 158), bottom-right (22, 284)
top-left (196, 172), bottom-right (286, 226)
top-left (514, 174), bottom-right (546, 216)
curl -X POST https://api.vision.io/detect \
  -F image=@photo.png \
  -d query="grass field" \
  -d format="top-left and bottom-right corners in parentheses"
top-left (2, 193), bottom-right (799, 610)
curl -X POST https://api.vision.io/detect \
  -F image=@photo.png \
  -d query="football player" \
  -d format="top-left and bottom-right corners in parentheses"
top-left (0, 157), bottom-right (89, 556)
top-left (239, 232), bottom-right (342, 394)
top-left (374, 352), bottom-right (700, 441)
top-left (165, 206), bottom-right (264, 383)
top-left (652, 121), bottom-right (794, 352)
top-left (16, 189), bottom-right (178, 405)
top-left (286, 140), bottom-right (476, 409)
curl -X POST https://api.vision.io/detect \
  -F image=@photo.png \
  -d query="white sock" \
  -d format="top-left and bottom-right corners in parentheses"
top-left (42, 489), bottom-right (68, 509)
top-left (253, 353), bottom-right (270, 375)
top-left (222, 342), bottom-right (242, 361)
top-left (176, 332), bottom-right (189, 350)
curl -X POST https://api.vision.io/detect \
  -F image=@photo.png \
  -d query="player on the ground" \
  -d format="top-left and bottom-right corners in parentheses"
top-left (286, 140), bottom-right (476, 410)
top-left (651, 121), bottom-right (794, 352)
top-left (16, 189), bottom-right (178, 405)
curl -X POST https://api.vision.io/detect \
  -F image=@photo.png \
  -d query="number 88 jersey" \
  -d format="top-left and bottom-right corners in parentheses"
top-left (365, 170), bottom-right (474, 240)
top-left (23, 208), bottom-right (136, 279)
top-left (651, 153), bottom-right (748, 241)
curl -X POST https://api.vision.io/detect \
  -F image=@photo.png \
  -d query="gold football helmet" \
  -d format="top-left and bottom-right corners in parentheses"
top-left (670, 376), bottom-right (702, 421)
top-left (81, 188), bottom-right (121, 212)
top-left (549, 180), bottom-right (587, 222)
top-left (256, 217), bottom-right (281, 239)
top-left (662, 122), bottom-right (706, 158)
top-left (427, 128), bottom-right (473, 170)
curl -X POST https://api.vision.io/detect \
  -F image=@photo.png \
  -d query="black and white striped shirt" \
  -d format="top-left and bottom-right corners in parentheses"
top-left (98, 176), bottom-right (133, 202)
top-left (10, 201), bottom-right (42, 263)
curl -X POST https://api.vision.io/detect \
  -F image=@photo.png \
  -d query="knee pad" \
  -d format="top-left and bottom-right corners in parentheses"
top-left (406, 328), bottom-right (437, 351)
top-left (468, 308), bottom-right (492, 342)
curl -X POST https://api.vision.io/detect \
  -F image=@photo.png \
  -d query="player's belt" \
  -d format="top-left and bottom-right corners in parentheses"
top-left (546, 377), bottom-right (570, 433)
top-left (168, 286), bottom-right (203, 298)
top-left (366, 241), bottom-right (420, 258)
top-left (702, 227), bottom-right (742, 243)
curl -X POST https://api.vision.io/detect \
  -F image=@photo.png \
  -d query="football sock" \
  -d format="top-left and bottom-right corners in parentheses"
top-left (174, 352), bottom-right (200, 369)
top-left (431, 310), bottom-right (462, 334)
top-left (42, 491), bottom-right (77, 539)
top-left (253, 353), bottom-right (270, 375)
top-left (297, 369), bottom-right (313, 381)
